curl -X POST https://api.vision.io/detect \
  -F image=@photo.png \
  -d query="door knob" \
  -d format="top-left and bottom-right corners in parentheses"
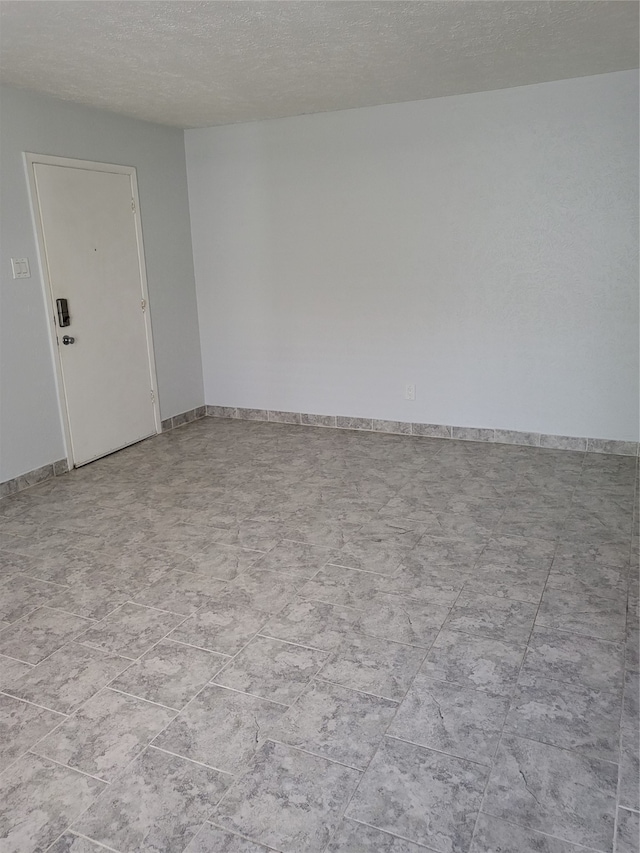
top-left (62, 335), bottom-right (75, 345)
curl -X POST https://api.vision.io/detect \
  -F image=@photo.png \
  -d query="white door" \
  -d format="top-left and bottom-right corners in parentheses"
top-left (32, 161), bottom-right (159, 466)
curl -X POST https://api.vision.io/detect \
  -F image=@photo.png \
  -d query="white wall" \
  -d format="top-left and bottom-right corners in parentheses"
top-left (186, 70), bottom-right (639, 442)
top-left (0, 86), bottom-right (204, 482)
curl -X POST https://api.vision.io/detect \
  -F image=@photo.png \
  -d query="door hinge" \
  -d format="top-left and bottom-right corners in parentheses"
top-left (141, 299), bottom-right (146, 311)
top-left (150, 390), bottom-right (155, 403)
top-left (131, 199), bottom-right (136, 213)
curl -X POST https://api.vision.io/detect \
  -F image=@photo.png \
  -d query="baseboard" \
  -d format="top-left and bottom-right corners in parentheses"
top-left (0, 458), bottom-right (69, 499)
top-left (1, 406), bottom-right (207, 500)
top-left (160, 405), bottom-right (206, 432)
top-left (205, 406), bottom-right (639, 457)
top-left (3, 404), bottom-right (634, 501)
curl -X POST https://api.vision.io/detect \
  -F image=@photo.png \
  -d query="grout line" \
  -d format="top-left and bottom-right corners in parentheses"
top-left (345, 817), bottom-right (439, 851)
top-left (163, 636), bottom-right (234, 656)
top-left (26, 750), bottom-right (109, 783)
top-left (203, 680), bottom-right (289, 708)
top-left (103, 685), bottom-right (180, 712)
top-left (64, 832), bottom-right (124, 852)
top-left (262, 738), bottom-right (366, 773)
top-left (477, 811), bottom-right (615, 853)
top-left (383, 733), bottom-right (493, 768)
top-left (311, 676), bottom-right (402, 705)
top-left (148, 743), bottom-right (235, 778)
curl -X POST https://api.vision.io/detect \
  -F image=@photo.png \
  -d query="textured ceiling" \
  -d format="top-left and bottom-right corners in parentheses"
top-left (1, 1), bottom-right (638, 129)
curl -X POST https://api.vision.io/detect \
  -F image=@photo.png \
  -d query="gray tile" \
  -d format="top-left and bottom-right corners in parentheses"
top-left (421, 630), bottom-right (525, 696)
top-left (0, 753), bottom-right (105, 853)
top-left (522, 627), bottom-right (625, 694)
top-left (47, 833), bottom-right (109, 853)
top-left (470, 813), bottom-right (590, 853)
top-left (76, 602), bottom-right (183, 660)
top-left (562, 510), bottom-right (633, 546)
top-left (318, 633), bottom-right (425, 701)
top-left (1, 642), bottom-right (129, 714)
top-left (0, 606), bottom-right (92, 664)
top-left (236, 408), bottom-right (268, 421)
top-left (81, 544), bottom-right (180, 587)
top-left (378, 494), bottom-right (446, 525)
top-left (327, 820), bottom-right (430, 852)
top-left (268, 410), bottom-right (301, 424)
top-left (404, 535), bottom-right (487, 572)
top-left (337, 416), bottom-right (372, 431)
top-left (462, 566), bottom-right (548, 605)
top-left (33, 688), bottom-right (175, 781)
top-left (553, 541), bottom-right (631, 570)
top-left (619, 671), bottom-right (640, 812)
top-left (373, 420), bottom-right (412, 435)
top-left (146, 522), bottom-right (216, 556)
top-left (587, 438), bottom-right (638, 457)
top-left (169, 593), bottom-right (270, 655)
top-left (346, 736), bottom-right (488, 852)
top-left (300, 413), bottom-right (337, 427)
top-left (214, 636), bottom-right (328, 704)
top-left (283, 511), bottom-right (361, 549)
top-left (382, 565), bottom-right (462, 607)
top-left (252, 540), bottom-right (336, 580)
top-left (213, 740), bottom-right (361, 853)
top-left (539, 434), bottom-right (587, 452)
top-left (153, 684), bottom-right (285, 774)
top-left (452, 427), bottom-right (495, 442)
top-left (465, 535), bottom-right (555, 603)
top-left (225, 568), bottom-right (301, 615)
top-left (73, 746), bottom-right (231, 853)
top-left (261, 598), bottom-right (360, 651)
top-left (335, 525), bottom-right (424, 575)
top-left (494, 430), bottom-right (540, 447)
top-left (187, 543), bottom-right (263, 580)
top-left (0, 574), bottom-right (65, 623)
top-left (536, 588), bottom-right (627, 642)
top-left (0, 693), bottom-right (65, 772)
top-left (497, 510), bottom-right (567, 542)
top-left (626, 627), bottom-right (639, 674)
top-left (483, 734), bottom-right (617, 851)
top-left (358, 597), bottom-right (449, 647)
top-left (546, 562), bottom-right (628, 601)
top-left (172, 411), bottom-right (191, 428)
top-left (206, 519), bottom-right (283, 552)
top-left (270, 680), bottom-right (398, 770)
top-left (15, 463), bottom-right (56, 492)
top-left (411, 423), bottom-right (452, 438)
top-left (185, 824), bottom-right (273, 852)
top-left (207, 406), bottom-right (237, 418)
top-left (132, 570), bottom-right (228, 615)
top-left (387, 674), bottom-right (509, 764)
top-left (616, 808), bottom-right (640, 853)
top-left (299, 563), bottom-right (387, 609)
top-left (444, 592), bottom-right (537, 646)
top-left (505, 675), bottom-right (620, 762)
top-left (46, 571), bottom-right (138, 620)
top-left (110, 638), bottom-right (228, 709)
top-left (3, 416), bottom-right (636, 853)
top-left (0, 548), bottom-right (39, 577)
top-left (0, 652), bottom-right (32, 688)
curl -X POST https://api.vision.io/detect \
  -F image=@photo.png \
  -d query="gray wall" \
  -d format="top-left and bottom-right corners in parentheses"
top-left (0, 86), bottom-right (204, 482)
top-left (186, 70), bottom-right (639, 442)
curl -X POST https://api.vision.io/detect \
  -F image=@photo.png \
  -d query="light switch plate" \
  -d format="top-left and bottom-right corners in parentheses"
top-left (11, 258), bottom-right (31, 279)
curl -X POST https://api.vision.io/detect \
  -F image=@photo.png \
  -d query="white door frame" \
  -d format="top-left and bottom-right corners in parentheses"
top-left (24, 152), bottom-right (162, 471)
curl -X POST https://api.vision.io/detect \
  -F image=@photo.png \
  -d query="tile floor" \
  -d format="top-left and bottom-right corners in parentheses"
top-left (0, 417), bottom-right (638, 853)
